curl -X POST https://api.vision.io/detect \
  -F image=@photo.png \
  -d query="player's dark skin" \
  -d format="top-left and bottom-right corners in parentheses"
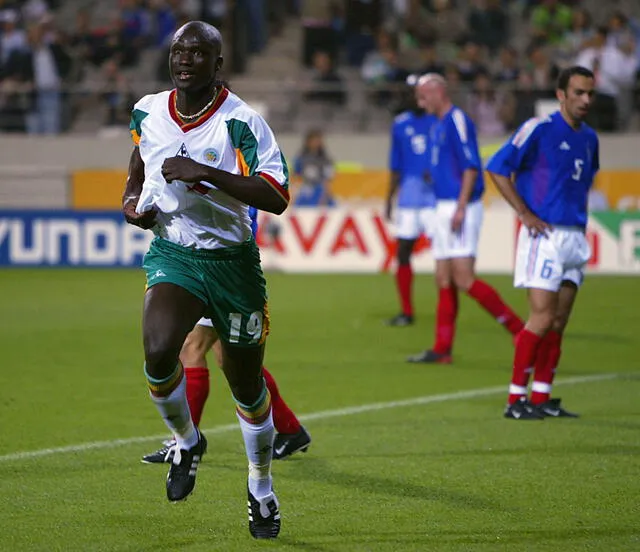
top-left (123, 22), bottom-right (285, 405)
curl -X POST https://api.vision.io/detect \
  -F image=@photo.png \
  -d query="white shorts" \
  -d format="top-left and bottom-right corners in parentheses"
top-left (197, 317), bottom-right (214, 327)
top-left (514, 225), bottom-right (591, 291)
top-left (432, 200), bottom-right (483, 260)
top-left (394, 207), bottom-right (436, 239)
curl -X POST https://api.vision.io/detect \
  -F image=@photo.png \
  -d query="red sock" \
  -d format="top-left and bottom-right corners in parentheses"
top-left (433, 287), bottom-right (458, 355)
top-left (508, 329), bottom-right (542, 404)
top-left (530, 330), bottom-right (562, 404)
top-left (263, 366), bottom-right (301, 434)
top-left (184, 366), bottom-right (210, 427)
top-left (396, 263), bottom-right (413, 316)
top-left (467, 279), bottom-right (524, 336)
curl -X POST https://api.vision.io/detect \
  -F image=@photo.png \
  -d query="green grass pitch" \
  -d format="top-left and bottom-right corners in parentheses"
top-left (0, 270), bottom-right (638, 551)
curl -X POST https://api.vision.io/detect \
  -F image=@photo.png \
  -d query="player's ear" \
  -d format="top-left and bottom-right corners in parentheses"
top-left (555, 88), bottom-right (566, 103)
top-left (216, 56), bottom-right (223, 72)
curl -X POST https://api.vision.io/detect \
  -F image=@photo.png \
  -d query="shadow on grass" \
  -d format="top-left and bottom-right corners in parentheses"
top-left (282, 457), bottom-right (513, 514)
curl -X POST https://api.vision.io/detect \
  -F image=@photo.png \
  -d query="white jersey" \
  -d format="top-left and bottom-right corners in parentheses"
top-left (130, 87), bottom-right (289, 249)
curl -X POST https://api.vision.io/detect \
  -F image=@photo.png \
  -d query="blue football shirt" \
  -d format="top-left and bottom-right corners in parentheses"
top-left (389, 110), bottom-right (437, 208)
top-left (429, 106), bottom-right (484, 202)
top-left (487, 111), bottom-right (599, 228)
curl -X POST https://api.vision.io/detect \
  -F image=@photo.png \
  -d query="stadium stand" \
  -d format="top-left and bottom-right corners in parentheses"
top-left (0, 0), bottom-right (639, 135)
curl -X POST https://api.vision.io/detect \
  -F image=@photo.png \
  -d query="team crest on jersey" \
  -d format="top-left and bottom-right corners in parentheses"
top-left (203, 148), bottom-right (219, 164)
top-left (176, 143), bottom-right (190, 158)
top-left (405, 126), bottom-right (414, 136)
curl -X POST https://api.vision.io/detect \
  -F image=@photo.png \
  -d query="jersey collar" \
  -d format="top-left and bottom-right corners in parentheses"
top-left (168, 86), bottom-right (229, 132)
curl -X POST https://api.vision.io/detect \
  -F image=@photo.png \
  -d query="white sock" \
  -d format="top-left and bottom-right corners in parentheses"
top-left (236, 397), bottom-right (275, 499)
top-left (149, 373), bottom-right (198, 451)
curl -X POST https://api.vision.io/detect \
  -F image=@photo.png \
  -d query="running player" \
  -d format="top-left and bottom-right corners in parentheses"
top-left (487, 66), bottom-right (598, 419)
top-left (407, 73), bottom-right (524, 363)
top-left (122, 22), bottom-right (285, 538)
top-left (141, 208), bottom-right (311, 463)
top-left (385, 79), bottom-right (438, 326)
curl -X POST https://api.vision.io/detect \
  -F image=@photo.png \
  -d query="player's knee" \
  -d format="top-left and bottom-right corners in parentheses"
top-left (396, 239), bottom-right (414, 265)
top-left (452, 272), bottom-right (474, 292)
top-left (529, 311), bottom-right (555, 334)
top-left (145, 339), bottom-right (182, 378)
top-left (552, 313), bottom-right (570, 334)
top-left (180, 331), bottom-right (210, 367)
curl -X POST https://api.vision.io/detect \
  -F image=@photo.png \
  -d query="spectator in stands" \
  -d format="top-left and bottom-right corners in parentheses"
top-left (524, 41), bottom-right (559, 93)
top-left (21, 0), bottom-right (49, 25)
top-left (361, 31), bottom-right (409, 109)
top-left (607, 10), bottom-right (640, 69)
top-left (147, 0), bottom-right (179, 48)
top-left (417, 39), bottom-right (445, 76)
top-left (443, 63), bottom-right (466, 107)
top-left (361, 29), bottom-right (396, 85)
top-left (305, 50), bottom-right (346, 105)
top-left (467, 0), bottom-right (509, 55)
top-left (575, 26), bottom-right (637, 131)
top-left (100, 56), bottom-right (132, 127)
top-left (300, 0), bottom-right (339, 67)
top-left (556, 7), bottom-right (593, 68)
top-left (118, 0), bottom-right (149, 47)
top-left (466, 69), bottom-right (514, 137)
top-left (6, 21), bottom-right (71, 134)
top-left (430, 0), bottom-right (466, 44)
top-left (344, 0), bottom-right (382, 66)
top-left (494, 45), bottom-right (520, 83)
top-left (293, 129), bottom-right (336, 207)
top-left (0, 10), bottom-right (27, 66)
top-left (530, 0), bottom-right (573, 45)
top-left (455, 40), bottom-right (487, 83)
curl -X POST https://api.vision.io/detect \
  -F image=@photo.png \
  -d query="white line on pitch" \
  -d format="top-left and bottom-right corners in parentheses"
top-left (0, 373), bottom-right (617, 463)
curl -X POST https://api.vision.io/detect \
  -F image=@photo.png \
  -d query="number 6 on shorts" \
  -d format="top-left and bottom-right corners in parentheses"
top-left (540, 259), bottom-right (553, 280)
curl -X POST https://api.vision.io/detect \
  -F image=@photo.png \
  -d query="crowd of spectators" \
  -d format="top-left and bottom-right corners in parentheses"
top-left (0, 0), bottom-right (290, 133)
top-left (302, 0), bottom-right (640, 134)
top-left (1, 0), bottom-right (640, 134)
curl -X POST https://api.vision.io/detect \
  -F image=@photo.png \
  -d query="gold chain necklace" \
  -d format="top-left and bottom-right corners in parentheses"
top-left (175, 88), bottom-right (219, 121)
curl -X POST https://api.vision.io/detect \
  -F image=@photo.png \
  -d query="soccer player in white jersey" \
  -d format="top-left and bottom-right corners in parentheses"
top-left (385, 80), bottom-right (438, 327)
top-left (487, 66), bottom-right (599, 420)
top-left (407, 73), bottom-right (524, 364)
top-left (122, 22), bottom-right (287, 539)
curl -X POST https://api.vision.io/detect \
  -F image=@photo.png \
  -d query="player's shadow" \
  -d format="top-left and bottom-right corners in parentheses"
top-left (281, 456), bottom-right (514, 514)
top-left (563, 331), bottom-right (631, 344)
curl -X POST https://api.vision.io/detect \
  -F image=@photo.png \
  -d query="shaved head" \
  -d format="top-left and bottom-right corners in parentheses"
top-left (172, 21), bottom-right (223, 55)
top-left (414, 72), bottom-right (450, 116)
top-left (416, 72), bottom-right (447, 91)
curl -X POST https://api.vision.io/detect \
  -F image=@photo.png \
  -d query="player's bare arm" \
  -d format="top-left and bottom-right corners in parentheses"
top-left (385, 171), bottom-right (400, 221)
top-left (452, 168), bottom-right (477, 232)
top-left (122, 147), bottom-right (158, 229)
top-left (488, 170), bottom-right (552, 238)
top-left (161, 156), bottom-right (288, 214)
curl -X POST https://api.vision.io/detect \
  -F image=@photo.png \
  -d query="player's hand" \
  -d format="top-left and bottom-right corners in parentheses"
top-left (161, 156), bottom-right (205, 183)
top-left (520, 210), bottom-right (552, 238)
top-left (123, 196), bottom-right (157, 229)
top-left (451, 205), bottom-right (465, 233)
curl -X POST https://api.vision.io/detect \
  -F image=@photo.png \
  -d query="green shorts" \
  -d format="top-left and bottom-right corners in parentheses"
top-left (143, 237), bottom-right (269, 347)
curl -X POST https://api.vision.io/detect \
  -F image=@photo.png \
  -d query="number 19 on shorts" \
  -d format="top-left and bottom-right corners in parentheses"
top-left (228, 311), bottom-right (264, 344)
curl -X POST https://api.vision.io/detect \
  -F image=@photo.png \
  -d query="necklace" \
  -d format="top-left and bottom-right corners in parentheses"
top-left (175, 88), bottom-right (219, 120)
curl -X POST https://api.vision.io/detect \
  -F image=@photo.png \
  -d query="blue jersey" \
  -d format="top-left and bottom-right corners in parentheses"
top-left (248, 206), bottom-right (258, 237)
top-left (486, 111), bottom-right (599, 228)
top-left (429, 106), bottom-right (484, 202)
top-left (389, 110), bottom-right (437, 208)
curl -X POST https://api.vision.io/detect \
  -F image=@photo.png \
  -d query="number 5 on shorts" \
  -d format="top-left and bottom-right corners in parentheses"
top-left (228, 311), bottom-right (264, 344)
top-left (540, 259), bottom-right (553, 280)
